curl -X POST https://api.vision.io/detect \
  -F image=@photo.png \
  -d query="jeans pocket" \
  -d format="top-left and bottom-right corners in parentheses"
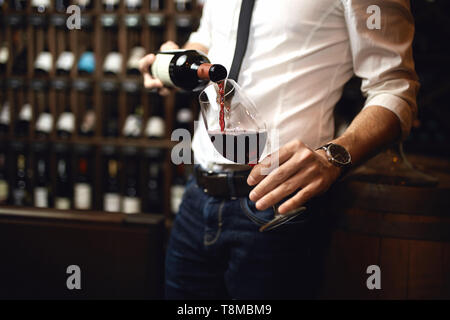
top-left (239, 197), bottom-right (311, 231)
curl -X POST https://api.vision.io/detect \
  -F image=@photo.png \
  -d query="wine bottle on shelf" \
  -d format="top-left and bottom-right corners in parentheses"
top-left (0, 101), bottom-right (10, 135)
top-left (12, 46), bottom-right (27, 75)
top-left (126, 46), bottom-right (146, 75)
top-left (74, 145), bottom-right (93, 210)
top-left (0, 149), bottom-right (9, 205)
top-left (33, 143), bottom-right (50, 208)
top-left (74, 0), bottom-right (93, 11)
top-left (123, 104), bottom-right (143, 138)
top-left (145, 102), bottom-right (165, 139)
top-left (0, 43), bottom-right (8, 75)
top-left (102, 83), bottom-right (119, 137)
top-left (31, 0), bottom-right (50, 13)
top-left (78, 46), bottom-right (95, 76)
top-left (56, 51), bottom-right (75, 76)
top-left (35, 90), bottom-right (53, 139)
top-left (11, 143), bottom-right (30, 206)
top-left (34, 42), bottom-right (53, 77)
top-left (150, 50), bottom-right (227, 91)
top-left (15, 103), bottom-right (32, 137)
top-left (103, 0), bottom-right (119, 12)
top-left (103, 147), bottom-right (121, 212)
top-left (10, 0), bottom-right (27, 11)
top-left (174, 93), bottom-right (193, 131)
top-left (56, 104), bottom-right (75, 139)
top-left (103, 42), bottom-right (123, 76)
top-left (175, 0), bottom-right (191, 12)
top-left (54, 0), bottom-right (70, 13)
top-left (54, 143), bottom-right (71, 210)
top-left (125, 0), bottom-right (142, 11)
top-left (145, 148), bottom-right (164, 213)
top-left (149, 0), bottom-right (163, 12)
top-left (171, 164), bottom-right (186, 215)
top-left (122, 147), bottom-right (141, 214)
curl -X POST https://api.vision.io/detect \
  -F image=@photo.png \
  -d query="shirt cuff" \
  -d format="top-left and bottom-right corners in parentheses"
top-left (363, 93), bottom-right (414, 140)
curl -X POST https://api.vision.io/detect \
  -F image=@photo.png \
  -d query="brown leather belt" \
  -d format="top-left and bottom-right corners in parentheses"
top-left (194, 166), bottom-right (253, 198)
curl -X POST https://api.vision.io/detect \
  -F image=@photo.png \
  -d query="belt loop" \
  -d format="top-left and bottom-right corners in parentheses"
top-left (227, 171), bottom-right (237, 199)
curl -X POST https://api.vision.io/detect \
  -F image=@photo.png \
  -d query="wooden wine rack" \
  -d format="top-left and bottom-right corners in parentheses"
top-left (0, 0), bottom-right (202, 227)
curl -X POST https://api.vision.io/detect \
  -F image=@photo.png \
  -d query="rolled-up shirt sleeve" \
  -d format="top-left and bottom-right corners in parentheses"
top-left (343, 0), bottom-right (420, 139)
top-left (187, 0), bottom-right (213, 50)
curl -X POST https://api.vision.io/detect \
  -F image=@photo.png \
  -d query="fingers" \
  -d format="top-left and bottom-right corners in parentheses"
top-left (161, 41), bottom-right (180, 51)
top-left (252, 165), bottom-right (316, 211)
top-left (247, 139), bottom-right (302, 186)
top-left (277, 185), bottom-right (317, 215)
top-left (139, 53), bottom-right (156, 75)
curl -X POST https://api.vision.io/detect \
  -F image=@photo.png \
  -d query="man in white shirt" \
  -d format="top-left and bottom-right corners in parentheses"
top-left (140, 0), bottom-right (418, 299)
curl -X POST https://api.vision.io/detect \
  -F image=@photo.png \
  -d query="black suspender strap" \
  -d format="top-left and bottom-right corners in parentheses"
top-left (228, 0), bottom-right (256, 81)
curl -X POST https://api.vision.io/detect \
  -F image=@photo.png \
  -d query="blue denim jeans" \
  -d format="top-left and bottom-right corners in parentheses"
top-left (165, 174), bottom-right (325, 299)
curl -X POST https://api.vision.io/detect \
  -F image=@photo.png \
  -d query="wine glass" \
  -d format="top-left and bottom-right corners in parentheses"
top-left (199, 79), bottom-right (307, 232)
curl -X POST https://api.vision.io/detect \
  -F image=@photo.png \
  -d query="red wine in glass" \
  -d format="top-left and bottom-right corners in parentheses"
top-left (208, 130), bottom-right (267, 165)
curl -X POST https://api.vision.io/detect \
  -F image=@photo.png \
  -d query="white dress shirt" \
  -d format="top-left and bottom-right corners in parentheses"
top-left (188, 0), bottom-right (419, 170)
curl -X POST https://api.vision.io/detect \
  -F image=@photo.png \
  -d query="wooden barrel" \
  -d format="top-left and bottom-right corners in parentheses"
top-left (318, 153), bottom-right (450, 299)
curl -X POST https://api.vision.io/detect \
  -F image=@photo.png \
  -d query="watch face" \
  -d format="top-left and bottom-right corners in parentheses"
top-left (329, 144), bottom-right (351, 166)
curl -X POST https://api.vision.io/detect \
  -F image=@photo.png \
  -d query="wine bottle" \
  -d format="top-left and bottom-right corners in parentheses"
top-left (145, 148), bottom-right (163, 213)
top-left (0, 149), bottom-right (9, 205)
top-left (174, 0), bottom-right (191, 12)
top-left (0, 101), bottom-right (10, 135)
top-left (78, 47), bottom-right (95, 75)
top-left (150, 50), bottom-right (227, 91)
top-left (103, 41), bottom-right (123, 76)
top-left (54, 143), bottom-right (71, 210)
top-left (74, 145), bottom-right (92, 210)
top-left (145, 100), bottom-right (165, 139)
top-left (11, 143), bottom-right (30, 206)
top-left (15, 103), bottom-right (32, 137)
top-left (122, 147), bottom-right (141, 214)
top-left (123, 104), bottom-right (143, 138)
top-left (0, 42), bottom-right (8, 75)
top-left (35, 90), bottom-right (53, 139)
top-left (33, 143), bottom-right (50, 208)
top-left (31, 0), bottom-right (50, 13)
top-left (74, 0), bottom-right (93, 11)
top-left (171, 164), bottom-right (186, 215)
top-left (56, 104), bottom-right (75, 139)
top-left (103, 147), bottom-right (121, 212)
top-left (125, 0), bottom-right (142, 11)
top-left (102, 82), bottom-right (119, 137)
top-left (126, 46), bottom-right (146, 75)
top-left (103, 0), bottom-right (119, 12)
top-left (56, 51), bottom-right (75, 76)
top-left (149, 0), bottom-right (163, 12)
top-left (34, 42), bottom-right (53, 76)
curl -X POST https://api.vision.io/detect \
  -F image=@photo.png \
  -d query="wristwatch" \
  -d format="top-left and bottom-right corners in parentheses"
top-left (317, 143), bottom-right (352, 168)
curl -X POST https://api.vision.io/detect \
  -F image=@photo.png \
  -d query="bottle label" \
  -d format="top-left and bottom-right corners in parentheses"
top-left (122, 197), bottom-right (141, 214)
top-left (123, 114), bottom-right (142, 137)
top-left (151, 53), bottom-right (175, 87)
top-left (170, 185), bottom-right (185, 214)
top-left (36, 113), bottom-right (53, 133)
top-left (19, 104), bottom-right (32, 121)
top-left (32, 0), bottom-right (51, 8)
top-left (34, 187), bottom-right (48, 208)
top-left (145, 116), bottom-right (165, 138)
top-left (56, 52), bottom-right (75, 71)
top-left (104, 193), bottom-right (121, 212)
top-left (34, 51), bottom-right (52, 72)
top-left (0, 102), bottom-right (10, 125)
top-left (0, 45), bottom-right (9, 64)
top-left (55, 197), bottom-right (71, 210)
top-left (0, 179), bottom-right (9, 202)
top-left (103, 52), bottom-right (123, 74)
top-left (103, 0), bottom-right (120, 5)
top-left (74, 182), bottom-right (92, 210)
top-left (57, 112), bottom-right (75, 132)
top-left (13, 188), bottom-right (26, 206)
